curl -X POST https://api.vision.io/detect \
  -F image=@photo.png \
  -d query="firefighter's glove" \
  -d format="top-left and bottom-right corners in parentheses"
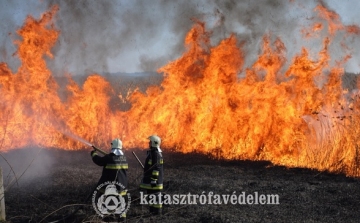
top-left (91, 150), bottom-right (96, 157)
top-left (151, 180), bottom-right (157, 187)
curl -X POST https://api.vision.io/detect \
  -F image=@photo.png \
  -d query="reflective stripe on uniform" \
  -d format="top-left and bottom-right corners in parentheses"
top-left (92, 152), bottom-right (98, 157)
top-left (140, 184), bottom-right (163, 190)
top-left (98, 189), bottom-right (128, 194)
top-left (152, 170), bottom-right (159, 176)
top-left (105, 164), bottom-right (129, 169)
top-left (119, 190), bottom-right (128, 196)
top-left (148, 159), bottom-right (163, 165)
top-left (150, 203), bottom-right (163, 208)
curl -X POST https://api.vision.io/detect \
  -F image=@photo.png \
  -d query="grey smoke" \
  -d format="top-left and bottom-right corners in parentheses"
top-left (45, 0), bottom-right (203, 75)
top-left (0, 0), bottom-right (359, 75)
top-left (0, 147), bottom-right (55, 187)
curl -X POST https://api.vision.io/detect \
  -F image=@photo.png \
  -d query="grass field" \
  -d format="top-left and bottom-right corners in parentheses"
top-left (1, 147), bottom-right (360, 223)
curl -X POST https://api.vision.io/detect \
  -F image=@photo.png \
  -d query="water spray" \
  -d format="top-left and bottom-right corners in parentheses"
top-left (60, 130), bottom-right (107, 155)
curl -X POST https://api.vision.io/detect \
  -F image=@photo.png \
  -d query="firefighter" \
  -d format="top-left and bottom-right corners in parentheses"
top-left (91, 138), bottom-right (128, 221)
top-left (140, 135), bottom-right (164, 215)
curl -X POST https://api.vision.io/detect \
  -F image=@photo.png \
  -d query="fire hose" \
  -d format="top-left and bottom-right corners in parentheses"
top-left (91, 145), bottom-right (107, 155)
top-left (93, 145), bottom-right (144, 170)
top-left (44, 149), bottom-right (147, 223)
top-left (43, 131), bottom-right (163, 222)
top-left (42, 132), bottom-right (141, 222)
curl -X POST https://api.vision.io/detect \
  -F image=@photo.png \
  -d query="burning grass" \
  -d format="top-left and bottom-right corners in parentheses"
top-left (1, 1), bottom-right (360, 184)
top-left (1, 2), bottom-right (360, 222)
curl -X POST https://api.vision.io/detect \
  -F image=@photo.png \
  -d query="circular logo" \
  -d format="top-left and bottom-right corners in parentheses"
top-left (92, 181), bottom-right (131, 217)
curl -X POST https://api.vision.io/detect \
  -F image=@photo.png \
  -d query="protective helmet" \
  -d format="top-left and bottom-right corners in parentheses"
top-left (149, 135), bottom-right (161, 148)
top-left (111, 138), bottom-right (123, 155)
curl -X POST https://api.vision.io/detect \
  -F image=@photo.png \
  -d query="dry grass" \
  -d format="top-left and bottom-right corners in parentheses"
top-left (1, 148), bottom-right (360, 223)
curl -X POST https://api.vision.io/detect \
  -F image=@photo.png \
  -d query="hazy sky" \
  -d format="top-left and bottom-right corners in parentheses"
top-left (0, 0), bottom-right (359, 75)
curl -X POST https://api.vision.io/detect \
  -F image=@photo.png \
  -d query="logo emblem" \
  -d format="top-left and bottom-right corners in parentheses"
top-left (92, 181), bottom-right (131, 217)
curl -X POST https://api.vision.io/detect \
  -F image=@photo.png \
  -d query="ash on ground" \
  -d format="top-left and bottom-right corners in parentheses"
top-left (2, 148), bottom-right (360, 223)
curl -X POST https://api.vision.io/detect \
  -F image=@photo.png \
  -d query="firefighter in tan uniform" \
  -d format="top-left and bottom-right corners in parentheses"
top-left (140, 135), bottom-right (164, 215)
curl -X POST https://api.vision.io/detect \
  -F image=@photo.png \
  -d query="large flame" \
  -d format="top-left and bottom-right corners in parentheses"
top-left (1, 5), bottom-right (360, 176)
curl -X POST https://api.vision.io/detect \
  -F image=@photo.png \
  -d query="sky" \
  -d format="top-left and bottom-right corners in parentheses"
top-left (0, 0), bottom-right (359, 76)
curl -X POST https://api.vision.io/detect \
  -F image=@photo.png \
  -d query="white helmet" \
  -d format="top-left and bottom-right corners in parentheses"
top-left (149, 135), bottom-right (161, 148)
top-left (111, 138), bottom-right (123, 155)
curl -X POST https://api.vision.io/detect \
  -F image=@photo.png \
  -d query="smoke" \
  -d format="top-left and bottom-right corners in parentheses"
top-left (208, 0), bottom-right (301, 73)
top-left (0, 147), bottom-right (55, 187)
top-left (0, 1), bottom-right (48, 73)
top-left (1, 0), bottom-right (309, 75)
top-left (1, 0), bottom-right (359, 75)
top-left (44, 0), bottom-right (203, 75)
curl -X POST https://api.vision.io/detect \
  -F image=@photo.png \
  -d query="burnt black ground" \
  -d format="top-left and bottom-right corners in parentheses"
top-left (1, 148), bottom-right (360, 223)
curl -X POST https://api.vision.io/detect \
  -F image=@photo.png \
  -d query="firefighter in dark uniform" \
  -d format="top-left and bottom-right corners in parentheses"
top-left (91, 138), bottom-right (128, 220)
top-left (140, 135), bottom-right (164, 215)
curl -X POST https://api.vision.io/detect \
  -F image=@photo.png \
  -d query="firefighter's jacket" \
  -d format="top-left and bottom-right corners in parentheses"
top-left (92, 152), bottom-right (128, 189)
top-left (140, 147), bottom-right (164, 190)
